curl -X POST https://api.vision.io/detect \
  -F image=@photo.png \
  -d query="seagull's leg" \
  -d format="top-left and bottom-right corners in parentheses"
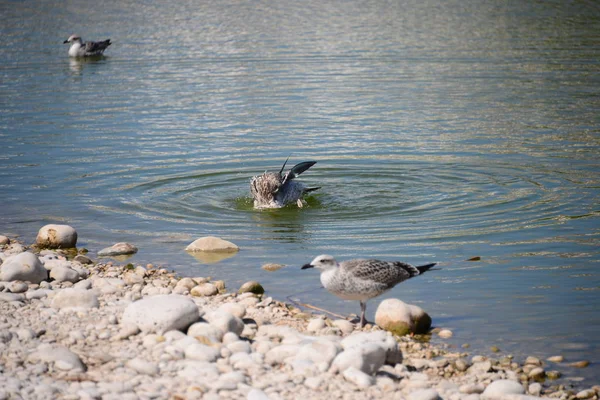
top-left (360, 301), bottom-right (367, 327)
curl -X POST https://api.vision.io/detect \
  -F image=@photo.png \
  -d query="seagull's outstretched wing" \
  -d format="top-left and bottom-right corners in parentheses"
top-left (282, 161), bottom-right (317, 185)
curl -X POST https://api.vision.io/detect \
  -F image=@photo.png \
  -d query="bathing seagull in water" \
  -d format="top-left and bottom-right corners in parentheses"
top-left (302, 255), bottom-right (437, 327)
top-left (63, 35), bottom-right (111, 57)
top-left (250, 158), bottom-right (319, 209)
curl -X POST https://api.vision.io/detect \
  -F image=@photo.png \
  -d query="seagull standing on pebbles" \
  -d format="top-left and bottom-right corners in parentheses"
top-left (250, 158), bottom-right (319, 209)
top-left (302, 255), bottom-right (437, 327)
top-left (63, 35), bottom-right (112, 57)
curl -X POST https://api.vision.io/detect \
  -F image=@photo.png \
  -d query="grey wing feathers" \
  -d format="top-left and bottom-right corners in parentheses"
top-left (85, 39), bottom-right (111, 54)
top-left (343, 259), bottom-right (420, 288)
top-left (282, 161), bottom-right (316, 185)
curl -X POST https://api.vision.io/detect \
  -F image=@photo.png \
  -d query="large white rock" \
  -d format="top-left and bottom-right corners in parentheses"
top-left (482, 380), bottom-right (525, 399)
top-left (0, 252), bottom-right (48, 284)
top-left (185, 236), bottom-right (239, 253)
top-left (375, 298), bottom-right (432, 335)
top-left (36, 224), bottom-right (78, 248)
top-left (187, 322), bottom-right (224, 343)
top-left (98, 242), bottom-right (138, 257)
top-left (51, 288), bottom-right (99, 310)
top-left (331, 342), bottom-right (386, 375)
top-left (341, 331), bottom-right (402, 365)
top-left (28, 344), bottom-right (86, 372)
top-left (122, 295), bottom-right (201, 334)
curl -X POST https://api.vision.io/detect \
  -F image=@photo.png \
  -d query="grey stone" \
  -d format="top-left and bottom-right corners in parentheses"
top-left (28, 344), bottom-right (86, 371)
top-left (50, 266), bottom-right (81, 283)
top-left (121, 294), bottom-right (200, 334)
top-left (0, 252), bottom-right (48, 284)
top-left (98, 242), bottom-right (138, 257)
top-left (0, 293), bottom-right (25, 302)
top-left (6, 281), bottom-right (28, 293)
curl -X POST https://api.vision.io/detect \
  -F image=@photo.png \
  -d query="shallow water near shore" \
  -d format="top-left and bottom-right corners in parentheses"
top-left (1, 0), bottom-right (599, 384)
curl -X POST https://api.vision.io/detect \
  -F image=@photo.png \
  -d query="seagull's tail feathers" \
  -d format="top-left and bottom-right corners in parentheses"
top-left (416, 263), bottom-right (437, 275)
top-left (304, 186), bottom-right (320, 193)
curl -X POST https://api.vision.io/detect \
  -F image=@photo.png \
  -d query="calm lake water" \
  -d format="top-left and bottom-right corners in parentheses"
top-left (1, 0), bottom-right (599, 385)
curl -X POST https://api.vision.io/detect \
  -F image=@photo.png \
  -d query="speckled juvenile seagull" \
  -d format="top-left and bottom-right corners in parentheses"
top-left (250, 158), bottom-right (319, 209)
top-left (63, 34), bottom-right (111, 57)
top-left (302, 255), bottom-right (437, 327)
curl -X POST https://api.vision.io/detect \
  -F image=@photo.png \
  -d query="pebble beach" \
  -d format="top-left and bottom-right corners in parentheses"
top-left (0, 227), bottom-right (598, 400)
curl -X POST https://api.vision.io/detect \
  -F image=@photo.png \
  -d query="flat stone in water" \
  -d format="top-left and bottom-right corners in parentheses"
top-left (98, 242), bottom-right (138, 257)
top-left (185, 236), bottom-right (239, 253)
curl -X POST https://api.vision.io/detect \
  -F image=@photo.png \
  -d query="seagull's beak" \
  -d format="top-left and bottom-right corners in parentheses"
top-left (301, 263), bottom-right (314, 270)
top-left (63, 40), bottom-right (69, 44)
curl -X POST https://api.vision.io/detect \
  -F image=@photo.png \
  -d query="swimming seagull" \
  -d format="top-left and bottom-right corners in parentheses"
top-left (302, 255), bottom-right (437, 327)
top-left (63, 35), bottom-right (112, 57)
top-left (250, 158), bottom-right (319, 209)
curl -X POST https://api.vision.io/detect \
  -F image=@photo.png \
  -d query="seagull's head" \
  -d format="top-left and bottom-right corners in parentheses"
top-left (64, 35), bottom-right (82, 44)
top-left (302, 254), bottom-right (338, 271)
top-left (250, 172), bottom-right (283, 206)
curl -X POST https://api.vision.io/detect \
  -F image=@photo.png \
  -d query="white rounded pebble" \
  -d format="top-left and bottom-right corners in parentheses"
top-left (121, 294), bottom-right (201, 334)
top-left (184, 343), bottom-right (220, 362)
top-left (227, 340), bottom-right (252, 354)
top-left (333, 319), bottom-right (354, 335)
top-left (247, 388), bottom-right (270, 400)
top-left (187, 322), bottom-right (224, 343)
top-left (408, 388), bottom-right (440, 400)
top-left (438, 329), bottom-right (453, 338)
top-left (217, 303), bottom-right (247, 319)
top-left (528, 382), bottom-right (542, 396)
top-left (213, 371), bottom-right (246, 390)
top-left (307, 318), bottom-right (326, 332)
top-left (205, 311), bottom-right (244, 336)
top-left (126, 358), bottom-right (159, 375)
top-left (191, 283), bottom-right (218, 297)
top-left (343, 366), bottom-right (375, 388)
top-left (482, 380), bottom-right (525, 399)
top-left (6, 281), bottom-right (28, 293)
